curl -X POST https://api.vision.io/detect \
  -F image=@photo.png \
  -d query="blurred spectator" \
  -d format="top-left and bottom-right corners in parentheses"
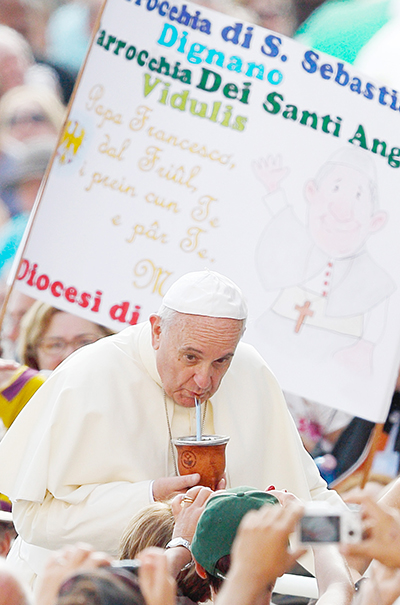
top-left (0, 138), bottom-right (54, 279)
top-left (0, 84), bottom-right (65, 219)
top-left (0, 2), bottom-right (75, 103)
top-left (0, 302), bottom-right (113, 433)
top-left (294, 0), bottom-right (325, 26)
top-left (0, 85), bottom-right (64, 149)
top-left (46, 0), bottom-right (103, 76)
top-left (285, 393), bottom-right (352, 455)
top-left (0, 291), bottom-right (36, 360)
top-left (196, 0), bottom-right (259, 21)
top-left (0, 557), bottom-right (32, 605)
top-left (55, 569), bottom-right (146, 605)
top-left (0, 358), bottom-right (45, 432)
top-left (337, 472), bottom-right (392, 503)
top-left (355, 0), bottom-right (400, 90)
top-left (240, 0), bottom-right (297, 36)
top-left (295, 0), bottom-right (391, 64)
top-left (0, 26), bottom-right (33, 99)
top-left (19, 301), bottom-right (114, 371)
top-left (0, 24), bottom-right (61, 99)
top-left (0, 509), bottom-right (17, 558)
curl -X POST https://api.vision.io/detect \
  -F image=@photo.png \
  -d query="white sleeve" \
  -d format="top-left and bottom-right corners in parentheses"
top-left (297, 443), bottom-right (347, 509)
top-left (11, 479), bottom-right (152, 555)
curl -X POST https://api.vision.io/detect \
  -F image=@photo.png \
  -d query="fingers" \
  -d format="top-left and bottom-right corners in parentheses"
top-left (174, 473), bottom-right (201, 491)
top-left (0, 359), bottom-right (20, 370)
top-left (171, 485), bottom-right (212, 516)
top-left (153, 474), bottom-right (201, 501)
top-left (216, 476), bottom-right (226, 490)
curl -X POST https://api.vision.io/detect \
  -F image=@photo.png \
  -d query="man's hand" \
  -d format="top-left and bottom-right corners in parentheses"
top-left (138, 547), bottom-right (176, 605)
top-left (230, 501), bottom-right (306, 583)
top-left (215, 502), bottom-right (306, 605)
top-left (0, 358), bottom-right (21, 390)
top-left (34, 543), bottom-right (112, 605)
top-left (363, 561), bottom-right (400, 605)
top-left (171, 485), bottom-right (213, 542)
top-left (152, 474), bottom-right (201, 501)
top-left (340, 496), bottom-right (400, 569)
top-left (252, 156), bottom-right (290, 193)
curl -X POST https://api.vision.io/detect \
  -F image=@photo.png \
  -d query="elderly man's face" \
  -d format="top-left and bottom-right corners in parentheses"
top-left (150, 313), bottom-right (243, 407)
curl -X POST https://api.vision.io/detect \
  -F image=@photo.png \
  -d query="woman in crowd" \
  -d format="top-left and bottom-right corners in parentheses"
top-left (0, 301), bottom-right (114, 431)
top-left (19, 301), bottom-right (114, 372)
top-left (0, 83), bottom-right (65, 220)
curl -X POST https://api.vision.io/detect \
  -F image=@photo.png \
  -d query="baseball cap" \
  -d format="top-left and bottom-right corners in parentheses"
top-left (191, 486), bottom-right (279, 577)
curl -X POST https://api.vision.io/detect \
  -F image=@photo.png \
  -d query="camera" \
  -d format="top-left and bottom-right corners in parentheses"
top-left (296, 502), bottom-right (362, 545)
top-left (110, 559), bottom-right (141, 574)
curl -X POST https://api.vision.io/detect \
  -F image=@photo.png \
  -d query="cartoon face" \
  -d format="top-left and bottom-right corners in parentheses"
top-left (305, 164), bottom-right (386, 258)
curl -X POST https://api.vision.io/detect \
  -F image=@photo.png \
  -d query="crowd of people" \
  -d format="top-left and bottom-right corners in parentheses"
top-left (0, 1), bottom-right (400, 605)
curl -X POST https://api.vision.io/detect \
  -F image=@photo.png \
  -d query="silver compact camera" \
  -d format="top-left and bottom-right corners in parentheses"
top-left (296, 501), bottom-right (362, 546)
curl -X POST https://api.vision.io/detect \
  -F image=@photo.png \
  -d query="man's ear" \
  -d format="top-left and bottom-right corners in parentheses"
top-left (149, 315), bottom-right (162, 350)
top-left (369, 210), bottom-right (387, 233)
top-left (304, 179), bottom-right (318, 204)
top-left (194, 560), bottom-right (207, 579)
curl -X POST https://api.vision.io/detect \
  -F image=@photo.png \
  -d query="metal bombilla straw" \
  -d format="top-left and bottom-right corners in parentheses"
top-left (195, 397), bottom-right (202, 441)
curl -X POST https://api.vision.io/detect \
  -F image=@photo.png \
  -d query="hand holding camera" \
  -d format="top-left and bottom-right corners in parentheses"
top-left (296, 501), bottom-right (363, 546)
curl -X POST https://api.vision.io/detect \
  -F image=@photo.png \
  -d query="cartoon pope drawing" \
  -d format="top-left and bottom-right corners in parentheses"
top-left (253, 147), bottom-right (396, 374)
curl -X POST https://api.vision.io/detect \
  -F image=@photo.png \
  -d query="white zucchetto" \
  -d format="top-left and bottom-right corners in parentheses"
top-left (161, 270), bottom-right (248, 320)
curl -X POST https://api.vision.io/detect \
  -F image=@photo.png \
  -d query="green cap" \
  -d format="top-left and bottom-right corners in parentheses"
top-left (191, 486), bottom-right (279, 577)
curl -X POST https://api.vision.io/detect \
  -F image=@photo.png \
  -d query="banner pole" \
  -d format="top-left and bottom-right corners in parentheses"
top-left (360, 423), bottom-right (384, 489)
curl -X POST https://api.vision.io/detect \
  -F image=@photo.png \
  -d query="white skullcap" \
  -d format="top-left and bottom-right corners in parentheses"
top-left (161, 270), bottom-right (248, 319)
top-left (328, 147), bottom-right (377, 182)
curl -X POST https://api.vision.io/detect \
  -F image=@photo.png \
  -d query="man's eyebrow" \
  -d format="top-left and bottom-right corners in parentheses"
top-left (179, 346), bottom-right (203, 355)
top-left (216, 352), bottom-right (235, 360)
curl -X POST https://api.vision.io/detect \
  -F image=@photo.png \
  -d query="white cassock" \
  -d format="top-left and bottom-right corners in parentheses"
top-left (0, 321), bottom-right (343, 583)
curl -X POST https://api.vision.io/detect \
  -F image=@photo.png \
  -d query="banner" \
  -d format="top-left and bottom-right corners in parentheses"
top-left (12, 0), bottom-right (400, 421)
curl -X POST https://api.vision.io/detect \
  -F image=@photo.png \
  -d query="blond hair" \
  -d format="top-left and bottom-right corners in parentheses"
top-left (119, 502), bottom-right (211, 602)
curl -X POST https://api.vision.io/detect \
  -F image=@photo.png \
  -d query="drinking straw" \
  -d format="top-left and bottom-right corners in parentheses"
top-left (195, 397), bottom-right (202, 441)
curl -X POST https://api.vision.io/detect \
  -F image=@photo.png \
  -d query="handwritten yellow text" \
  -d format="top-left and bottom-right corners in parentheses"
top-left (128, 105), bottom-right (235, 168)
top-left (145, 192), bottom-right (179, 213)
top-left (126, 221), bottom-right (168, 245)
top-left (85, 171), bottom-right (136, 196)
top-left (191, 195), bottom-right (217, 222)
top-left (180, 226), bottom-right (206, 253)
top-left (98, 134), bottom-right (131, 161)
top-left (138, 146), bottom-right (200, 193)
top-left (133, 258), bottom-right (172, 296)
top-left (129, 106), bottom-right (152, 132)
top-left (86, 84), bottom-right (123, 128)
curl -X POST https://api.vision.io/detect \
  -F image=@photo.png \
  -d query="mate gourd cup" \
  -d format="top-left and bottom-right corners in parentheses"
top-left (173, 434), bottom-right (229, 490)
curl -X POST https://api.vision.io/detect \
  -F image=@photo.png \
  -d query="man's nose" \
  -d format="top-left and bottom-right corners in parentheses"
top-left (329, 198), bottom-right (354, 222)
top-left (193, 365), bottom-right (212, 391)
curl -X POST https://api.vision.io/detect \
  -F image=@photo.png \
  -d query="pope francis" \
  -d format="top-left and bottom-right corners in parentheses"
top-left (0, 270), bottom-right (344, 584)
